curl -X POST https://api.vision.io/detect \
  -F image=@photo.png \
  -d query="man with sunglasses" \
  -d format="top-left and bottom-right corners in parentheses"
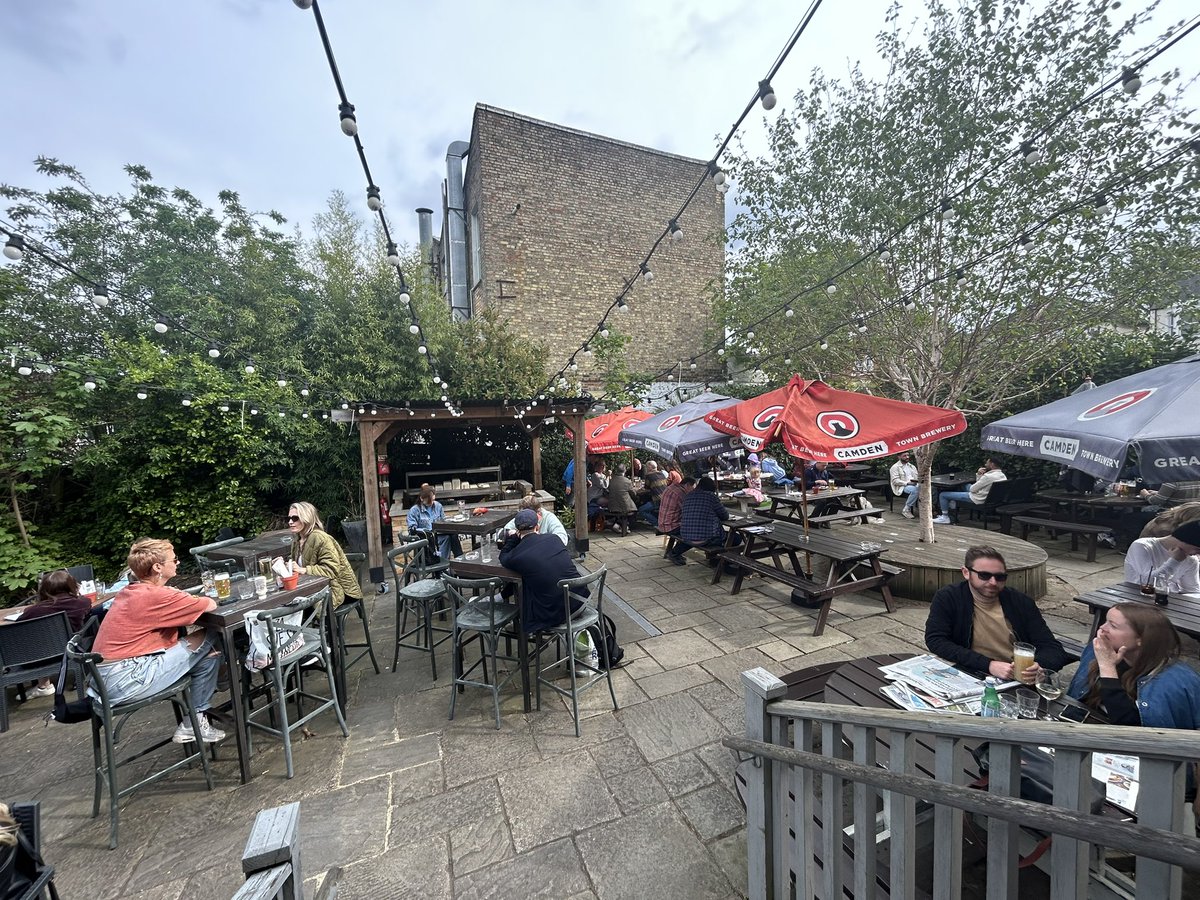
top-left (925, 545), bottom-right (1069, 682)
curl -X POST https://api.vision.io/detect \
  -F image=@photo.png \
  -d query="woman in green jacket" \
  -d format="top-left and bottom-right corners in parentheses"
top-left (287, 501), bottom-right (362, 609)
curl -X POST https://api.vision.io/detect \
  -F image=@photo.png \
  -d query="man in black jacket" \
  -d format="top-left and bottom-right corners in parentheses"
top-left (499, 509), bottom-right (588, 633)
top-left (924, 545), bottom-right (1068, 681)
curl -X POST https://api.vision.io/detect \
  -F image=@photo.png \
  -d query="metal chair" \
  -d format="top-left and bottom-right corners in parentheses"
top-left (242, 587), bottom-right (348, 779)
top-left (0, 612), bottom-right (73, 733)
top-left (2, 800), bottom-right (61, 900)
top-left (445, 574), bottom-right (519, 729)
top-left (65, 621), bottom-right (214, 849)
top-left (531, 567), bottom-right (617, 736)
top-left (388, 541), bottom-right (452, 679)
top-left (333, 553), bottom-right (381, 711)
top-left (188, 536), bottom-right (244, 572)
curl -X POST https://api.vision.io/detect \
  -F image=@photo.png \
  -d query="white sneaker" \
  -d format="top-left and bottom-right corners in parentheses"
top-left (172, 713), bottom-right (226, 744)
top-left (932, 515), bottom-right (952, 525)
top-left (27, 683), bottom-right (56, 698)
top-left (901, 507), bottom-right (915, 519)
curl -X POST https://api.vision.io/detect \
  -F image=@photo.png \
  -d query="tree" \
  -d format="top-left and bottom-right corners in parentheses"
top-left (721, 0), bottom-right (1200, 540)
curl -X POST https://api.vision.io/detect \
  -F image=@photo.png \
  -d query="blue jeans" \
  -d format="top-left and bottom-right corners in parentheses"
top-left (900, 484), bottom-right (919, 510)
top-left (639, 500), bottom-right (658, 527)
top-left (92, 631), bottom-right (221, 712)
top-left (938, 491), bottom-right (975, 514)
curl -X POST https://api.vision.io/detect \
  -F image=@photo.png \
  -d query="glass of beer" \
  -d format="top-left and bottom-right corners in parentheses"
top-left (1012, 641), bottom-right (1036, 682)
top-left (214, 572), bottom-right (231, 601)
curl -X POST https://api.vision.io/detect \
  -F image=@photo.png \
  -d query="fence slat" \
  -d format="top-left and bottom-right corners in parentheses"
top-left (741, 668), bottom-right (787, 900)
top-left (1050, 749), bottom-right (1089, 900)
top-left (985, 742), bottom-right (1019, 900)
top-left (770, 712), bottom-right (789, 897)
top-left (821, 721), bottom-right (845, 900)
top-left (889, 730), bottom-right (917, 900)
top-left (851, 724), bottom-right (878, 900)
top-left (793, 718), bottom-right (817, 900)
top-left (932, 735), bottom-right (963, 900)
top-left (1135, 757), bottom-right (1186, 900)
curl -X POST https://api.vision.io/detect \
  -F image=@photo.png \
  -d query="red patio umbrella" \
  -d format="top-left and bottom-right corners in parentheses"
top-left (705, 376), bottom-right (967, 460)
top-left (572, 406), bottom-right (653, 454)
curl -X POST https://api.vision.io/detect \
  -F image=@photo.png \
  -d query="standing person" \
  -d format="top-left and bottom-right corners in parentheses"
top-left (19, 569), bottom-right (94, 696)
top-left (499, 509), bottom-right (588, 632)
top-left (1123, 521), bottom-right (1200, 593)
top-left (605, 464), bottom-right (639, 535)
top-left (287, 501), bottom-right (364, 610)
top-left (562, 457), bottom-right (575, 499)
top-left (677, 476), bottom-right (741, 564)
top-left (890, 452), bottom-right (920, 519)
top-left (90, 539), bottom-right (226, 744)
top-left (933, 457), bottom-right (1006, 525)
top-left (406, 486), bottom-right (461, 560)
top-left (519, 494), bottom-right (569, 546)
top-left (924, 545), bottom-right (1068, 682)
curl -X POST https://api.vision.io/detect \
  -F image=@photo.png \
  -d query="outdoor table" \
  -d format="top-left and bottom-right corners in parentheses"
top-left (1035, 489), bottom-right (1147, 523)
top-left (446, 551), bottom-right (531, 712)
top-left (206, 529), bottom-right (295, 572)
top-left (433, 508), bottom-right (516, 549)
top-left (197, 574), bottom-right (331, 784)
top-left (764, 485), bottom-right (865, 521)
top-left (930, 471), bottom-right (976, 490)
top-left (713, 516), bottom-right (897, 634)
top-left (1074, 581), bottom-right (1200, 643)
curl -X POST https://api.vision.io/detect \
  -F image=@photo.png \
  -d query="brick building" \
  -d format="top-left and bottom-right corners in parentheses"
top-left (426, 104), bottom-right (725, 384)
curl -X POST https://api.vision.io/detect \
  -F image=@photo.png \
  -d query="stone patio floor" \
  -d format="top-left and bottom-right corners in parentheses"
top-left (0, 517), bottom-right (1159, 899)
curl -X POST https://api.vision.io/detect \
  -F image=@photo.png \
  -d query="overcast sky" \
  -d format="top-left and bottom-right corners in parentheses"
top-left (2, 1), bottom-right (1196, 250)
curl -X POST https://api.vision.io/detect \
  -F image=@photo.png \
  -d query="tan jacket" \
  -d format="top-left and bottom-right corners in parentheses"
top-left (292, 528), bottom-right (360, 609)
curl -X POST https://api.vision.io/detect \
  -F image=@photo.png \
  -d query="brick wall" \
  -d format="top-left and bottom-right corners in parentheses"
top-left (463, 105), bottom-right (725, 383)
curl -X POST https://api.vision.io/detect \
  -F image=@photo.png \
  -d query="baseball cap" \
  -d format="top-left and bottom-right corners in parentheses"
top-left (514, 509), bottom-right (539, 530)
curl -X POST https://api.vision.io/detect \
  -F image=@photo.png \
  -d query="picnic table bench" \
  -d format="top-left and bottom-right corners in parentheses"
top-left (1010, 515), bottom-right (1110, 562)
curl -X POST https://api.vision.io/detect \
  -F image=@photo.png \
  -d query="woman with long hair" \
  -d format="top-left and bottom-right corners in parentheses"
top-left (286, 502), bottom-right (363, 610)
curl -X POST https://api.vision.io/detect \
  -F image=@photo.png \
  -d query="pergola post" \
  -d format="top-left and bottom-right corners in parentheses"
top-left (530, 431), bottom-right (543, 491)
top-left (358, 420), bottom-right (388, 585)
top-left (557, 413), bottom-right (589, 555)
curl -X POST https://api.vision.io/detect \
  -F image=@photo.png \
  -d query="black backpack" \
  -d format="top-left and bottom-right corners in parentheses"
top-left (587, 612), bottom-right (625, 669)
top-left (45, 610), bottom-right (104, 726)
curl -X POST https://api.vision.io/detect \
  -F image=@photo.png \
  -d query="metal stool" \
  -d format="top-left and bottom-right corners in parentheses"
top-left (445, 574), bottom-right (520, 729)
top-left (388, 541), bottom-right (452, 679)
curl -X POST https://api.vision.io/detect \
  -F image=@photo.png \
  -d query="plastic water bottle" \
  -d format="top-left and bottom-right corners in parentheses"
top-left (981, 677), bottom-right (1003, 718)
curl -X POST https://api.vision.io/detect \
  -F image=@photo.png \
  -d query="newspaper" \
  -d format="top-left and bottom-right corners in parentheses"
top-left (881, 682), bottom-right (982, 715)
top-left (878, 654), bottom-right (991, 700)
top-left (1092, 753), bottom-right (1140, 814)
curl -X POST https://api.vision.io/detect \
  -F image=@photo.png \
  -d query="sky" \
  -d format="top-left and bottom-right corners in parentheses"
top-left (2, 0), bottom-right (1197, 251)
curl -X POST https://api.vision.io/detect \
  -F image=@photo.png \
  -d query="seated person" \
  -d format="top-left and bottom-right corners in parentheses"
top-left (889, 452), bottom-right (919, 518)
top-left (732, 467), bottom-right (765, 504)
top-left (91, 539), bottom-right (226, 743)
top-left (1140, 480), bottom-right (1200, 510)
top-left (1123, 521), bottom-right (1200, 593)
top-left (1067, 603), bottom-right (1200, 820)
top-left (697, 454), bottom-right (733, 477)
top-left (499, 509), bottom-right (587, 632)
top-left (924, 545), bottom-right (1069, 682)
top-left (804, 461), bottom-right (833, 489)
top-left (1140, 500), bottom-right (1200, 539)
top-left (759, 452), bottom-right (793, 486)
top-left (586, 460), bottom-right (610, 523)
top-left (519, 494), bottom-right (568, 546)
top-left (658, 477), bottom-right (695, 564)
top-left (638, 461), bottom-right (670, 526)
top-left (405, 486), bottom-right (462, 560)
top-left (605, 464), bottom-right (639, 533)
top-left (19, 569), bottom-right (94, 697)
top-left (933, 457), bottom-right (1005, 524)
top-left (674, 476), bottom-right (742, 563)
top-left (1114, 480), bottom-right (1200, 545)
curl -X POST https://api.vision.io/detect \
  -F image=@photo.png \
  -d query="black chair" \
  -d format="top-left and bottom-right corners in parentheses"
top-left (188, 537), bottom-right (245, 573)
top-left (334, 553), bottom-right (381, 711)
top-left (0, 612), bottom-right (73, 733)
top-left (1, 800), bottom-right (60, 900)
top-left (242, 587), bottom-right (348, 779)
top-left (388, 542), bottom-right (452, 679)
top-left (65, 621), bottom-right (214, 849)
top-left (445, 574), bottom-right (519, 730)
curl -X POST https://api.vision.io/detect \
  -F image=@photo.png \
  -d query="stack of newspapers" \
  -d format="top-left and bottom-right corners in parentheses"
top-left (877, 654), bottom-right (995, 714)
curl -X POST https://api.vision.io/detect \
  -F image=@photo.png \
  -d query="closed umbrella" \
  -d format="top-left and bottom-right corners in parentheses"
top-left (981, 353), bottom-right (1200, 482)
top-left (617, 392), bottom-right (740, 462)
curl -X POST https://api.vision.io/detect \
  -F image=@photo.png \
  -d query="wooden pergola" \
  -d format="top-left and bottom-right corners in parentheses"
top-left (332, 399), bottom-right (593, 582)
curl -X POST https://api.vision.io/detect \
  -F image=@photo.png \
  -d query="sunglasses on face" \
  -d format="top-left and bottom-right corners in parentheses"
top-left (968, 568), bottom-right (1008, 582)
top-left (287, 515), bottom-right (301, 523)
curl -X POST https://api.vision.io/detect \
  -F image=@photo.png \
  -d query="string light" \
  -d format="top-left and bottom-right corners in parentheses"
top-left (386, 242), bottom-right (400, 267)
top-left (276, 376), bottom-right (288, 388)
top-left (1019, 233), bottom-right (1036, 252)
top-left (1093, 194), bottom-right (1111, 215)
top-left (940, 199), bottom-right (956, 222)
top-left (1020, 140), bottom-right (1041, 165)
top-left (617, 298), bottom-right (629, 313)
top-left (218, 400), bottom-right (230, 412)
top-left (819, 339), bottom-right (829, 350)
top-left (758, 79), bottom-right (777, 111)
top-left (669, 219), bottom-right (683, 242)
top-left (877, 244), bottom-right (892, 262)
top-left (181, 394), bottom-right (193, 407)
top-left (338, 101), bottom-right (357, 136)
top-left (903, 298), bottom-right (916, 311)
top-left (83, 375), bottom-right (97, 392)
top-left (366, 185), bottom-right (382, 211)
top-left (640, 263), bottom-right (653, 283)
top-left (1121, 67), bottom-right (1141, 94)
top-left (855, 318), bottom-right (868, 333)
top-left (17, 363), bottom-right (32, 376)
top-left (709, 162), bottom-right (726, 187)
top-left (293, 0), bottom-right (313, 8)
top-left (784, 306), bottom-right (794, 318)
top-left (398, 275), bottom-right (410, 303)
top-left (93, 283), bottom-right (109, 307)
top-left (3, 233), bottom-right (24, 261)
top-left (408, 324), bottom-right (420, 334)
top-left (250, 406), bottom-right (259, 415)
top-left (955, 268), bottom-right (968, 287)
top-left (418, 344), bottom-right (427, 355)
top-left (244, 359), bottom-right (256, 375)
top-left (599, 325), bottom-right (609, 339)
top-left (824, 280), bottom-right (837, 295)
top-left (136, 386), bottom-right (149, 400)
top-left (301, 383), bottom-right (311, 397)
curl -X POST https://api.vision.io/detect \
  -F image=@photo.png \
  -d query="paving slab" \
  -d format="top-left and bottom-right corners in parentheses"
top-left (652, 751), bottom-right (717, 795)
top-left (339, 730), bottom-right (441, 786)
top-left (639, 630), bottom-right (725, 670)
top-left (675, 781), bottom-right (746, 840)
top-left (635, 663), bottom-right (714, 699)
top-left (619, 691), bottom-right (726, 762)
top-left (337, 834), bottom-right (452, 898)
top-left (455, 836), bottom-right (591, 900)
top-left (497, 751), bottom-right (620, 852)
top-left (605, 765), bottom-right (670, 814)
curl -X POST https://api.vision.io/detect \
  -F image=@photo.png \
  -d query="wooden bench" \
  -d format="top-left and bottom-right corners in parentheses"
top-left (1059, 636), bottom-right (1085, 664)
top-left (1010, 516), bottom-right (1110, 563)
top-left (662, 534), bottom-right (721, 563)
top-left (806, 508), bottom-right (879, 527)
top-left (234, 802), bottom-right (344, 900)
top-left (996, 502), bottom-right (1051, 534)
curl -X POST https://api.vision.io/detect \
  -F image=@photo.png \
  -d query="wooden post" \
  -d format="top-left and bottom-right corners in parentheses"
top-left (531, 431), bottom-right (543, 491)
top-left (358, 421), bottom-right (388, 585)
top-left (241, 802), bottom-right (302, 900)
top-left (557, 413), bottom-right (588, 554)
top-left (741, 667), bottom-right (788, 900)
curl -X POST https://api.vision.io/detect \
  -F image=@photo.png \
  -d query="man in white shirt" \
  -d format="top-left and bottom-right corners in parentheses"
top-left (1124, 520), bottom-right (1200, 593)
top-left (889, 452), bottom-right (919, 518)
top-left (933, 457), bottom-right (1006, 525)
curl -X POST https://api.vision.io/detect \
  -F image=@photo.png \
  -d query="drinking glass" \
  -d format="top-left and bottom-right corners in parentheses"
top-left (1036, 670), bottom-right (1062, 701)
top-left (214, 572), bottom-right (231, 601)
top-left (201, 569), bottom-right (217, 598)
top-left (1015, 688), bottom-right (1040, 719)
top-left (998, 697), bottom-right (1020, 719)
top-left (481, 538), bottom-right (493, 563)
top-left (1012, 641), bottom-right (1036, 682)
top-left (1154, 574), bottom-right (1170, 606)
top-left (235, 578), bottom-right (255, 600)
top-left (253, 575), bottom-right (268, 600)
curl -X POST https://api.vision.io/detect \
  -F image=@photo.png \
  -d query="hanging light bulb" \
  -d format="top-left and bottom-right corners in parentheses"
top-left (667, 372), bottom-right (675, 381)
top-left (3, 233), bottom-right (25, 260)
top-left (340, 399), bottom-right (349, 409)
top-left (709, 162), bottom-right (726, 186)
top-left (300, 383), bottom-right (311, 397)
top-left (940, 199), bottom-right (956, 222)
top-left (599, 325), bottom-right (609, 339)
top-left (568, 358), bottom-right (578, 371)
top-left (784, 357), bottom-right (792, 366)
top-left (819, 339), bottom-right (829, 350)
top-left (640, 263), bottom-right (653, 283)
top-left (82, 375), bottom-right (97, 392)
top-left (338, 101), bottom-right (358, 136)
top-left (856, 318), bottom-right (868, 333)
top-left (877, 244), bottom-right (892, 262)
top-left (201, 342), bottom-right (218, 359)
top-left (955, 268), bottom-right (968, 287)
top-left (409, 324), bottom-right (420, 334)
top-left (357, 405), bottom-right (365, 415)
top-left (418, 344), bottom-right (427, 355)
top-left (386, 241), bottom-right (400, 267)
top-left (302, 411), bottom-right (310, 419)
top-left (292, 0), bottom-right (313, 8)
top-left (758, 79), bottom-right (777, 111)
top-left (1020, 140), bottom-right (1041, 165)
top-left (153, 317), bottom-right (169, 334)
top-left (1121, 67), bottom-right (1141, 95)
top-left (689, 359), bottom-right (697, 370)
top-left (218, 400), bottom-right (230, 412)
top-left (398, 274), bottom-right (411, 304)
top-left (244, 358), bottom-right (256, 375)
top-left (581, 344), bottom-right (592, 357)
top-left (432, 374), bottom-right (442, 385)
top-left (366, 185), bottom-right (382, 211)
top-left (369, 406), bottom-right (377, 415)
top-left (716, 179), bottom-right (730, 195)
top-left (746, 331), bottom-right (755, 340)
top-left (669, 219), bottom-right (683, 242)
top-left (1093, 194), bottom-right (1111, 215)
top-left (276, 376), bottom-right (288, 388)
top-left (717, 348), bottom-right (725, 356)
top-left (825, 280), bottom-right (837, 295)
top-left (16, 363), bottom-right (33, 376)
top-left (181, 394), bottom-right (193, 407)
top-left (136, 386), bottom-right (150, 400)
top-left (278, 410), bottom-right (287, 418)
top-left (784, 307), bottom-right (794, 318)
top-left (904, 298), bottom-right (917, 312)
top-left (1019, 233), bottom-right (1036, 252)
top-left (617, 298), bottom-right (629, 313)
top-left (250, 406), bottom-right (259, 415)
top-left (93, 283), bottom-right (109, 307)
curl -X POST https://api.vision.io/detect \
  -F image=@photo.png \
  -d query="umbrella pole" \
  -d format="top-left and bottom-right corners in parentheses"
top-left (800, 479), bottom-right (813, 577)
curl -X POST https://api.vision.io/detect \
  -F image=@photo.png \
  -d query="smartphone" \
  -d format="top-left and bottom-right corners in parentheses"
top-left (1057, 704), bottom-right (1090, 723)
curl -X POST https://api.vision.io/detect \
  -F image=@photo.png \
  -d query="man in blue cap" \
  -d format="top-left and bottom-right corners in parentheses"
top-left (500, 508), bottom-right (589, 631)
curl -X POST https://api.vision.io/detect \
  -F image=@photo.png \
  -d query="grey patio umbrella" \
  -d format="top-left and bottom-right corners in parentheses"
top-left (980, 353), bottom-right (1200, 482)
top-left (617, 391), bottom-right (740, 462)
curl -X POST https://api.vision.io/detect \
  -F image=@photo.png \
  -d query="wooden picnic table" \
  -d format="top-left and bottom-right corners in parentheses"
top-left (1035, 489), bottom-right (1147, 523)
top-left (713, 516), bottom-right (898, 635)
top-left (930, 471), bottom-right (977, 490)
top-left (1074, 581), bottom-right (1200, 642)
top-left (763, 485), bottom-right (867, 523)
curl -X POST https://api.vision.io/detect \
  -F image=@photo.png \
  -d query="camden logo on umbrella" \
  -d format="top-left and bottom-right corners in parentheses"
top-left (816, 410), bottom-right (860, 440)
top-left (1077, 389), bottom-right (1155, 422)
top-left (657, 414), bottom-right (683, 432)
top-left (590, 423), bottom-right (610, 438)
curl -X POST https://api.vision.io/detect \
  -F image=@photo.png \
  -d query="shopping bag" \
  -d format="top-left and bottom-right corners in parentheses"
top-left (243, 610), bottom-right (304, 671)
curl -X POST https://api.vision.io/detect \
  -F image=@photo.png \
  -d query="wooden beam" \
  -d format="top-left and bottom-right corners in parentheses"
top-left (557, 413), bottom-right (588, 552)
top-left (531, 432), bottom-right (543, 491)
